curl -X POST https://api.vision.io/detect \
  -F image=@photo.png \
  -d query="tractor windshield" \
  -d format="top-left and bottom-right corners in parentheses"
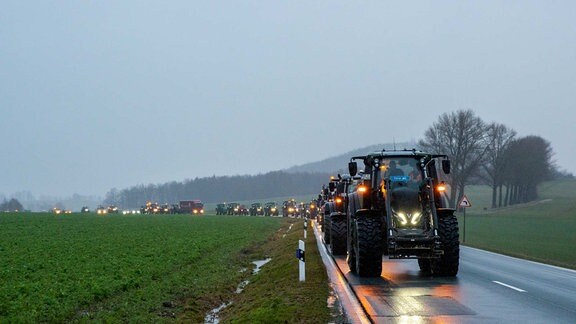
top-left (379, 157), bottom-right (423, 188)
top-left (378, 157), bottom-right (425, 229)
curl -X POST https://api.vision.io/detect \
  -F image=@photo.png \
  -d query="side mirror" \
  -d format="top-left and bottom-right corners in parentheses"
top-left (348, 162), bottom-right (358, 176)
top-left (442, 160), bottom-right (451, 174)
top-left (328, 182), bottom-right (336, 191)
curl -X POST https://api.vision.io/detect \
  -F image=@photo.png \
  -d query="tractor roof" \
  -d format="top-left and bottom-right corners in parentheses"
top-left (350, 149), bottom-right (448, 162)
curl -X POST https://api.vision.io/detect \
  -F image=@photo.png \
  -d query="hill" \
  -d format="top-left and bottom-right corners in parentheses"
top-left (285, 141), bottom-right (417, 174)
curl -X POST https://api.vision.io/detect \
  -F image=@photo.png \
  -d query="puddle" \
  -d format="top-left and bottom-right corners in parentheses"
top-left (204, 301), bottom-right (232, 324)
top-left (252, 258), bottom-right (272, 274)
top-left (327, 284), bottom-right (345, 322)
top-left (283, 224), bottom-right (294, 238)
top-left (204, 258), bottom-right (272, 322)
top-left (236, 280), bottom-right (250, 294)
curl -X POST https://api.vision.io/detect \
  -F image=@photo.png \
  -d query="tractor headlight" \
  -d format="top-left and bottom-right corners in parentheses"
top-left (394, 210), bottom-right (423, 227)
top-left (396, 212), bottom-right (408, 225)
top-left (410, 212), bottom-right (422, 225)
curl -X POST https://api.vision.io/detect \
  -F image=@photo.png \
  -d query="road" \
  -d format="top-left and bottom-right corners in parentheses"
top-left (315, 227), bottom-right (576, 323)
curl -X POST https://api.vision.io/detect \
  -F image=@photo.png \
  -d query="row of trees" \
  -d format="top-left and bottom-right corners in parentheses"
top-left (105, 109), bottom-right (568, 210)
top-left (419, 109), bottom-right (564, 208)
top-left (0, 198), bottom-right (23, 212)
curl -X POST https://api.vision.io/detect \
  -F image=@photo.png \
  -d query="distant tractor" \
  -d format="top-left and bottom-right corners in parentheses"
top-left (107, 205), bottom-right (120, 214)
top-left (264, 202), bottom-right (279, 216)
top-left (96, 206), bottom-right (107, 215)
top-left (179, 200), bottom-right (205, 214)
top-left (238, 205), bottom-right (249, 216)
top-left (249, 203), bottom-right (264, 216)
top-left (308, 200), bottom-right (318, 219)
top-left (282, 199), bottom-right (297, 217)
top-left (216, 203), bottom-right (227, 215)
top-left (227, 203), bottom-right (240, 215)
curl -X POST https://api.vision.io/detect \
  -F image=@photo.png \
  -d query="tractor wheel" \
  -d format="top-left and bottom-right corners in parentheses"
top-left (323, 215), bottom-right (331, 244)
top-left (354, 217), bottom-right (383, 277)
top-left (431, 214), bottom-right (460, 276)
top-left (347, 207), bottom-right (357, 273)
top-left (330, 215), bottom-right (347, 255)
top-left (418, 258), bottom-right (432, 273)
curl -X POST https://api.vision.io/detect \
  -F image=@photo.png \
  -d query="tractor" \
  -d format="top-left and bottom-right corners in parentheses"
top-left (346, 149), bottom-right (459, 277)
top-left (249, 203), bottom-right (264, 216)
top-left (216, 203), bottom-right (227, 215)
top-left (264, 202), bottom-right (279, 216)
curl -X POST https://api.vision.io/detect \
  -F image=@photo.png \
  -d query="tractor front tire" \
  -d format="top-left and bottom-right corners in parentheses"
top-left (354, 217), bottom-right (383, 277)
top-left (431, 215), bottom-right (460, 276)
top-left (330, 215), bottom-right (347, 255)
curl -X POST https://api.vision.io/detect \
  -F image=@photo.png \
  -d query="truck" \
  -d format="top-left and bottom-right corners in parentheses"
top-left (179, 200), bottom-right (204, 214)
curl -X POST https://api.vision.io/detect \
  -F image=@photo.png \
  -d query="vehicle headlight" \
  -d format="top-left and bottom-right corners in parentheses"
top-left (396, 212), bottom-right (408, 225)
top-left (394, 210), bottom-right (422, 227)
top-left (410, 212), bottom-right (422, 225)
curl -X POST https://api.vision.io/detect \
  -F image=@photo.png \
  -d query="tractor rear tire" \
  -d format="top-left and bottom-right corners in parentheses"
top-left (354, 217), bottom-right (383, 277)
top-left (330, 215), bottom-right (347, 255)
top-left (347, 219), bottom-right (357, 273)
top-left (432, 215), bottom-right (460, 276)
top-left (323, 215), bottom-right (331, 244)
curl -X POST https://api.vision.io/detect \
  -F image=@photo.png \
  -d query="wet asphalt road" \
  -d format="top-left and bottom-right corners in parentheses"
top-left (331, 246), bottom-right (576, 323)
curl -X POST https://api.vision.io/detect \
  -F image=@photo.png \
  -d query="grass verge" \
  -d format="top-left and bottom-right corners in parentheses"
top-left (459, 180), bottom-right (576, 269)
top-left (214, 218), bottom-right (333, 323)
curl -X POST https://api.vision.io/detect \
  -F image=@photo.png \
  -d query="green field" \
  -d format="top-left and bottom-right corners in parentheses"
top-left (3, 180), bottom-right (574, 322)
top-left (0, 213), bottom-right (331, 322)
top-left (459, 179), bottom-right (576, 269)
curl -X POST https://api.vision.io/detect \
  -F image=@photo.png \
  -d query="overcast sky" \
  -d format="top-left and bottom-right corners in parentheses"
top-left (1, 1), bottom-right (575, 197)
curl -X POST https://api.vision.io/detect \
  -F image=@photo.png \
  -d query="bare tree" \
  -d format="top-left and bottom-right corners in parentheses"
top-left (419, 110), bottom-right (489, 206)
top-left (482, 123), bottom-right (516, 208)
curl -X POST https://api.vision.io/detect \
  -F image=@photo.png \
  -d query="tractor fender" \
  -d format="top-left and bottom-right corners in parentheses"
top-left (353, 209), bottom-right (381, 220)
top-left (329, 212), bottom-right (346, 222)
top-left (437, 208), bottom-right (456, 218)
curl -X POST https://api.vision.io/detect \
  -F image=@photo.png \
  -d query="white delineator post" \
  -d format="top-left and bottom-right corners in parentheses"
top-left (298, 239), bottom-right (305, 282)
top-left (304, 219), bottom-right (308, 239)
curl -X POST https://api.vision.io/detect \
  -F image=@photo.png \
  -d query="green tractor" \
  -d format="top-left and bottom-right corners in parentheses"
top-left (346, 149), bottom-right (459, 277)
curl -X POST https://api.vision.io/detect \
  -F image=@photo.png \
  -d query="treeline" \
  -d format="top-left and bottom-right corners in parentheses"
top-left (0, 198), bottom-right (23, 212)
top-left (104, 110), bottom-right (572, 211)
top-left (104, 171), bottom-right (332, 209)
top-left (419, 110), bottom-right (572, 208)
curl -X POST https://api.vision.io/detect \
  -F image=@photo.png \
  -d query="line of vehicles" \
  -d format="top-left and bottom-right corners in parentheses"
top-left (214, 200), bottom-right (319, 217)
top-left (315, 148), bottom-right (460, 278)
top-left (68, 200), bottom-right (206, 215)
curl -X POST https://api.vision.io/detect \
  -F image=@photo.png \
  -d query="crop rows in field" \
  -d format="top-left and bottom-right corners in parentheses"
top-left (0, 213), bottom-right (281, 322)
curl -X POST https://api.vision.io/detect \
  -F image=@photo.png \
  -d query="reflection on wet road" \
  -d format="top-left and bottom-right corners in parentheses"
top-left (331, 248), bottom-right (576, 323)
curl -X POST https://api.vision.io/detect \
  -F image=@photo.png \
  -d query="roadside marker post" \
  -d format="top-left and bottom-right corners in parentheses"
top-left (304, 219), bottom-right (308, 239)
top-left (458, 195), bottom-right (472, 243)
top-left (296, 240), bottom-right (305, 282)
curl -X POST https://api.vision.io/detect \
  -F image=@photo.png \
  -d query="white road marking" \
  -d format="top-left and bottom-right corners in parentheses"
top-left (493, 281), bottom-right (526, 292)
